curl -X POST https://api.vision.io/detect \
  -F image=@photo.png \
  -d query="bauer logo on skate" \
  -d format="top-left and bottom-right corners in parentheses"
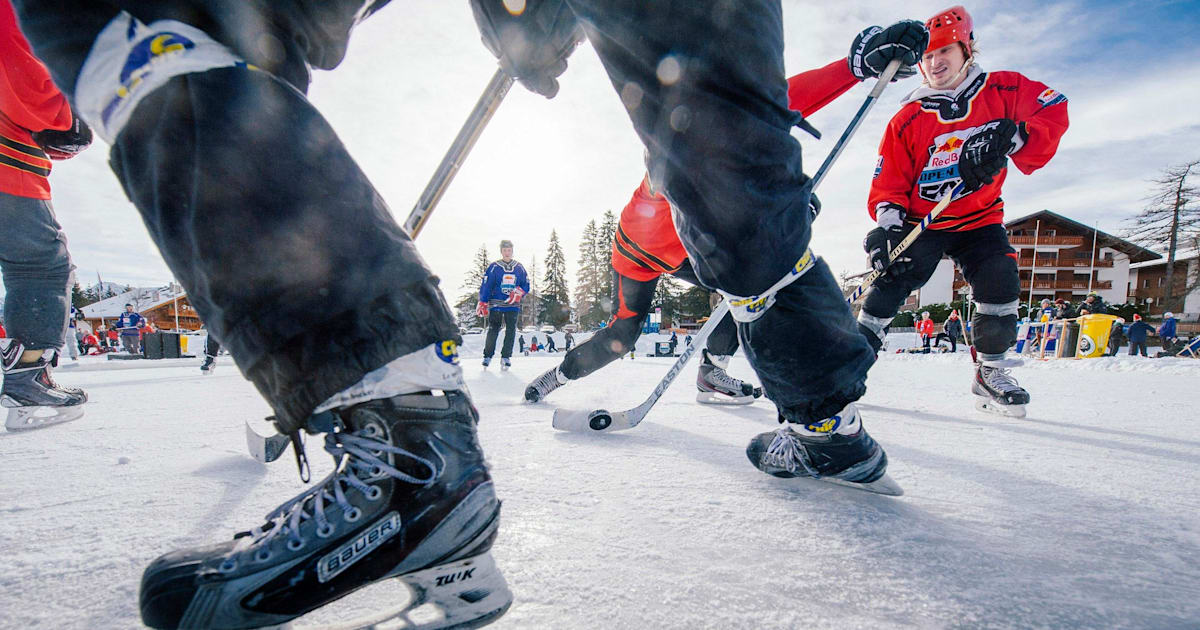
top-left (318, 512), bottom-right (401, 583)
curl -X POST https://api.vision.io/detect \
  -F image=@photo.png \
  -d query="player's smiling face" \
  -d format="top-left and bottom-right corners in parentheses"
top-left (922, 43), bottom-right (968, 90)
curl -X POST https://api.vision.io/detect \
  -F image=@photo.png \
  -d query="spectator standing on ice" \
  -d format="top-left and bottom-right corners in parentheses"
top-left (115, 303), bottom-right (145, 354)
top-left (478, 239), bottom-right (529, 370)
top-left (917, 311), bottom-right (935, 353)
top-left (564, 330), bottom-right (574, 351)
top-left (1106, 319), bottom-right (1126, 356)
top-left (1078, 292), bottom-right (1106, 315)
top-left (1128, 314), bottom-right (1154, 357)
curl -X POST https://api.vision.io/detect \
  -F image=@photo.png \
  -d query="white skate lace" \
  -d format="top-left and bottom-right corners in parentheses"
top-left (238, 428), bottom-right (437, 557)
top-left (763, 428), bottom-right (819, 478)
top-left (981, 366), bottom-right (1022, 393)
top-left (529, 368), bottom-right (564, 396)
top-left (704, 367), bottom-right (744, 393)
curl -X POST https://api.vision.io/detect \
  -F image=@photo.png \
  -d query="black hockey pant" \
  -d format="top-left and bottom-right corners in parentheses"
top-left (483, 310), bottom-right (518, 359)
top-left (862, 225), bottom-right (1021, 357)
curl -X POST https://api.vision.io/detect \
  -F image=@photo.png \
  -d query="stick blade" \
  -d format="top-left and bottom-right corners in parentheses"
top-left (551, 407), bottom-right (637, 433)
top-left (245, 420), bottom-right (290, 463)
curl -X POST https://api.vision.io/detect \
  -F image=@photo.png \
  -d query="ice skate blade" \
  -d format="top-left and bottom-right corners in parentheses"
top-left (551, 408), bottom-right (636, 433)
top-left (696, 391), bottom-right (754, 405)
top-left (286, 552), bottom-right (511, 630)
top-left (974, 397), bottom-right (1026, 418)
top-left (245, 420), bottom-right (290, 463)
top-left (5, 405), bottom-right (84, 431)
top-left (817, 473), bottom-right (904, 496)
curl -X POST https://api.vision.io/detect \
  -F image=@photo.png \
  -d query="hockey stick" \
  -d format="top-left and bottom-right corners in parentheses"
top-left (553, 60), bottom-right (904, 434)
top-left (404, 68), bottom-right (515, 238)
top-left (845, 181), bottom-right (964, 305)
top-left (247, 69), bottom-right (516, 463)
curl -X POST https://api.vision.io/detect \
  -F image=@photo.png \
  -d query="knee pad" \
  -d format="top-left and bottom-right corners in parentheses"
top-left (856, 311), bottom-right (892, 354)
top-left (973, 312), bottom-right (1018, 355)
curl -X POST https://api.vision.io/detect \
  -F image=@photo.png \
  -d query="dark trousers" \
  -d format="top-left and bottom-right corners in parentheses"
top-left (15, 7), bottom-right (458, 432)
top-left (566, 0), bottom-right (874, 421)
top-left (1129, 341), bottom-right (1148, 357)
top-left (205, 334), bottom-right (220, 359)
top-left (921, 335), bottom-right (932, 353)
top-left (935, 332), bottom-right (957, 352)
top-left (19, 0), bottom-right (871, 425)
top-left (560, 265), bottom-right (737, 381)
top-left (863, 224), bottom-right (1020, 356)
top-left (483, 310), bottom-right (518, 359)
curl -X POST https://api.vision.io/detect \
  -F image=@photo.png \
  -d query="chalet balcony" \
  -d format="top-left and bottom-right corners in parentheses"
top-left (1016, 258), bottom-right (1113, 269)
top-left (1019, 279), bottom-right (1112, 291)
top-left (1008, 235), bottom-right (1084, 246)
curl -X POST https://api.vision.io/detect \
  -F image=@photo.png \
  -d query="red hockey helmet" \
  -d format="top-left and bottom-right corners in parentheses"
top-left (925, 5), bottom-right (974, 54)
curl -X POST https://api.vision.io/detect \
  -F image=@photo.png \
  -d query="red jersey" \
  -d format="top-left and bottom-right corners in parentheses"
top-left (916, 319), bottom-right (934, 337)
top-left (612, 58), bottom-right (860, 282)
top-left (869, 68), bottom-right (1068, 231)
top-left (0, 0), bottom-right (72, 199)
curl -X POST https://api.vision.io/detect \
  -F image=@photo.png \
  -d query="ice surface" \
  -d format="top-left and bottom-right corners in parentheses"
top-left (1, 340), bottom-right (1198, 629)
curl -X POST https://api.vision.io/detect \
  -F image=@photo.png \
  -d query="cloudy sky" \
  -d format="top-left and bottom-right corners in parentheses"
top-left (23, 0), bottom-right (1200, 305)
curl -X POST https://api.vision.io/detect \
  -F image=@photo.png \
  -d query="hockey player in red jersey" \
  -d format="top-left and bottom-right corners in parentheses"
top-left (524, 21), bottom-right (927, 408)
top-left (858, 5), bottom-right (1069, 417)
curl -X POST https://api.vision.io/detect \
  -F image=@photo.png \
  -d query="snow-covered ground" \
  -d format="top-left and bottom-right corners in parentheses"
top-left (3, 340), bottom-right (1199, 629)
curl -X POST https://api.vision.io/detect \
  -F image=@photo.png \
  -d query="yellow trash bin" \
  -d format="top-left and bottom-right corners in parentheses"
top-left (1075, 314), bottom-right (1119, 358)
top-left (180, 335), bottom-right (189, 354)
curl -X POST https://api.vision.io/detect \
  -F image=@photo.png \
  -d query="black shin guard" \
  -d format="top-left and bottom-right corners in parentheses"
top-left (972, 313), bottom-right (1017, 356)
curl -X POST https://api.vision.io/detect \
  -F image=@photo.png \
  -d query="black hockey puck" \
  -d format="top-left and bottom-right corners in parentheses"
top-left (588, 411), bottom-right (612, 431)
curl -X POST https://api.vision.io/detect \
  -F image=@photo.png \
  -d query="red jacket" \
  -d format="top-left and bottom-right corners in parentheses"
top-left (0, 321), bottom-right (6, 338)
top-left (869, 68), bottom-right (1068, 231)
top-left (917, 319), bottom-right (935, 337)
top-left (0, 0), bottom-right (72, 199)
top-left (613, 58), bottom-right (860, 282)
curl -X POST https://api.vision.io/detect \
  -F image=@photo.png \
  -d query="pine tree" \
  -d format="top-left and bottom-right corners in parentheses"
top-left (574, 219), bottom-right (601, 326)
top-left (540, 230), bottom-right (572, 328)
top-left (598, 210), bottom-right (617, 304)
top-left (653, 275), bottom-right (682, 329)
top-left (522, 254), bottom-right (539, 328)
top-left (454, 244), bottom-right (490, 329)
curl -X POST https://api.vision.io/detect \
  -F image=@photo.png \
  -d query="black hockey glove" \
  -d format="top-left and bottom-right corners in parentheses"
top-left (807, 191), bottom-right (821, 221)
top-left (848, 20), bottom-right (928, 82)
top-left (32, 114), bottom-right (92, 160)
top-left (958, 118), bottom-right (1027, 192)
top-left (864, 204), bottom-right (915, 283)
top-left (470, 0), bottom-right (583, 98)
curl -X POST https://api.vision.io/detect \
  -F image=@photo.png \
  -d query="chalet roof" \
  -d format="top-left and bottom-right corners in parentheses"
top-left (81, 286), bottom-right (187, 319)
top-left (1130, 253), bottom-right (1199, 270)
top-left (1005, 210), bottom-right (1162, 264)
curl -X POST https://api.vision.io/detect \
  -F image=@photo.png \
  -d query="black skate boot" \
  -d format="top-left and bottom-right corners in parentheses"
top-left (972, 364), bottom-right (1029, 419)
top-left (745, 403), bottom-right (901, 495)
top-left (139, 390), bottom-right (511, 630)
top-left (481, 356), bottom-right (491, 369)
top-left (500, 358), bottom-right (511, 371)
top-left (1, 339), bottom-right (87, 431)
top-left (200, 354), bottom-right (217, 375)
top-left (525, 366), bottom-right (568, 403)
top-left (696, 350), bottom-right (761, 405)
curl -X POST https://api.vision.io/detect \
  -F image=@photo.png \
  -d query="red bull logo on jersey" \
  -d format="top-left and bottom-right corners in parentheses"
top-left (1036, 88), bottom-right (1067, 107)
top-left (918, 126), bottom-right (981, 202)
top-left (874, 156), bottom-right (884, 179)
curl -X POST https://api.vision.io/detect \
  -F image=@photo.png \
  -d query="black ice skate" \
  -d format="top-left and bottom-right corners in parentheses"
top-left (970, 347), bottom-right (1029, 418)
top-left (500, 358), bottom-right (511, 371)
top-left (696, 350), bottom-right (761, 405)
top-left (1, 339), bottom-right (87, 431)
top-left (200, 354), bottom-right (217, 375)
top-left (524, 366), bottom-right (567, 403)
top-left (745, 403), bottom-right (902, 496)
top-left (481, 357), bottom-right (491, 369)
top-left (139, 391), bottom-right (511, 630)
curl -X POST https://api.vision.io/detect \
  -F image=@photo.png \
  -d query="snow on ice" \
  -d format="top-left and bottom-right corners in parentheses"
top-left (1, 332), bottom-right (1198, 629)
